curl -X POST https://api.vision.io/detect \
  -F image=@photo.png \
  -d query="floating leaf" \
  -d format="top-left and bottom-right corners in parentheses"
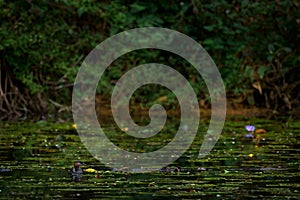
top-left (255, 129), bottom-right (267, 134)
top-left (85, 168), bottom-right (97, 173)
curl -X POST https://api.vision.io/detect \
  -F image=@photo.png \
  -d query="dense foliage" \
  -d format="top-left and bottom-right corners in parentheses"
top-left (0, 0), bottom-right (299, 120)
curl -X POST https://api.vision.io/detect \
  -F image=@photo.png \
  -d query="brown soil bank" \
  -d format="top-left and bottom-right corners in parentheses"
top-left (95, 95), bottom-right (299, 124)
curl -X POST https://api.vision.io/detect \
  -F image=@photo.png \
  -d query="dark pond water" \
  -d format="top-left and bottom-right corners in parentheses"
top-left (0, 118), bottom-right (299, 199)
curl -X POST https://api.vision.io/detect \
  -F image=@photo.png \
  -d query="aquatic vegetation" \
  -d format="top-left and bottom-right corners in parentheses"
top-left (244, 125), bottom-right (267, 145)
top-left (0, 119), bottom-right (299, 199)
top-left (245, 125), bottom-right (255, 139)
top-left (245, 125), bottom-right (255, 132)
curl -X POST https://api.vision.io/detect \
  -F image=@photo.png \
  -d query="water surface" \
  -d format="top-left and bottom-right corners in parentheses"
top-left (0, 118), bottom-right (299, 199)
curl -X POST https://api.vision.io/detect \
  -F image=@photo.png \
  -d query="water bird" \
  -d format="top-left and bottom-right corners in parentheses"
top-left (70, 161), bottom-right (84, 181)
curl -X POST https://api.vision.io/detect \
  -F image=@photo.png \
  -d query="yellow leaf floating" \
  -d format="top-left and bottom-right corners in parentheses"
top-left (85, 168), bottom-right (97, 173)
top-left (248, 153), bottom-right (254, 158)
top-left (72, 124), bottom-right (77, 129)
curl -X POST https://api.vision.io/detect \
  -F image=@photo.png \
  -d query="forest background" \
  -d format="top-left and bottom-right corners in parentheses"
top-left (0, 0), bottom-right (299, 121)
